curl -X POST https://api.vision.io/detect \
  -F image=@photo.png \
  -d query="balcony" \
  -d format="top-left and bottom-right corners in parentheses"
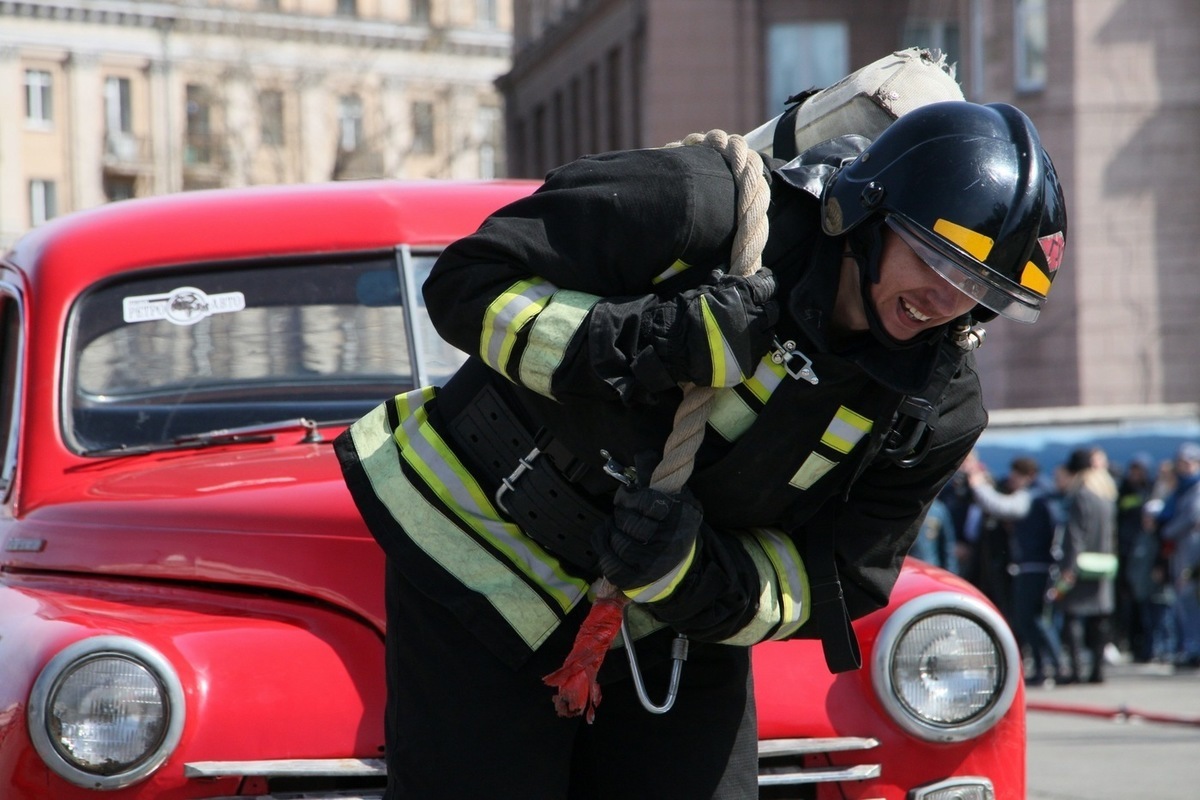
top-left (103, 131), bottom-right (151, 175)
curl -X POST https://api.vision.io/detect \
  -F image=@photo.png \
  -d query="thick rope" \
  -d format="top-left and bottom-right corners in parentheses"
top-left (545, 130), bottom-right (772, 720)
top-left (595, 132), bottom-right (770, 584)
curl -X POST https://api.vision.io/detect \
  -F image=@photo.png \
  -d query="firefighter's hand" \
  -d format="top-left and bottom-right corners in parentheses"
top-left (592, 484), bottom-right (702, 603)
top-left (652, 268), bottom-right (778, 388)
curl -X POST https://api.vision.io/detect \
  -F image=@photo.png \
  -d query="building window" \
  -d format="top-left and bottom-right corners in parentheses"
top-left (186, 84), bottom-right (213, 164)
top-left (1015, 0), bottom-right (1048, 91)
top-left (411, 100), bottom-right (434, 154)
top-left (765, 21), bottom-right (849, 113)
top-left (104, 76), bottom-right (132, 134)
top-left (25, 69), bottom-right (53, 127)
top-left (477, 106), bottom-right (501, 178)
top-left (411, 0), bottom-right (430, 24)
top-left (260, 89), bottom-right (284, 146)
top-left (258, 0), bottom-right (280, 9)
top-left (339, 94), bottom-right (364, 152)
top-left (901, 18), bottom-right (961, 68)
top-left (477, 0), bottom-right (497, 27)
top-left (605, 46), bottom-right (622, 151)
top-left (336, 0), bottom-right (357, 17)
top-left (29, 179), bottom-right (57, 226)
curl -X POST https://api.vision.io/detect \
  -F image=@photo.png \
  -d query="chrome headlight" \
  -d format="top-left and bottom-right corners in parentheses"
top-left (872, 592), bottom-right (1020, 742)
top-left (28, 637), bottom-right (186, 789)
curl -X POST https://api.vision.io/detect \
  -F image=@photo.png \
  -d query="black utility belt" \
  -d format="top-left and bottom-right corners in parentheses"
top-left (447, 383), bottom-right (614, 575)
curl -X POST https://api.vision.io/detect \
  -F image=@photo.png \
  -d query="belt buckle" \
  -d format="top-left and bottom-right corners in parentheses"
top-left (493, 445), bottom-right (542, 514)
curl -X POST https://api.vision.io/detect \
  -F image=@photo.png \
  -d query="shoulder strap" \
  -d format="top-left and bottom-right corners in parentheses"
top-left (803, 529), bottom-right (862, 673)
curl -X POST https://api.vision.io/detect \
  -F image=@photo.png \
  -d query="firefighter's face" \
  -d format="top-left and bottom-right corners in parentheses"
top-left (869, 229), bottom-right (978, 340)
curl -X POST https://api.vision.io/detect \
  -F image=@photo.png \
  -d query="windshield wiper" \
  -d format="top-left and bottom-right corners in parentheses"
top-left (82, 418), bottom-right (322, 457)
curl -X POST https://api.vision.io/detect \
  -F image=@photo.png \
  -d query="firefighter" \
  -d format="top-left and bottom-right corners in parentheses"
top-left (335, 100), bottom-right (1067, 799)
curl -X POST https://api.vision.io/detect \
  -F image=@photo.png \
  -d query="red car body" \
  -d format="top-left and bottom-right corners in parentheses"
top-left (0, 181), bottom-right (1024, 799)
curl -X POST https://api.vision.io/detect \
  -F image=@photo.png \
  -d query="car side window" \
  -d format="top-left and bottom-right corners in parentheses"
top-left (0, 292), bottom-right (20, 498)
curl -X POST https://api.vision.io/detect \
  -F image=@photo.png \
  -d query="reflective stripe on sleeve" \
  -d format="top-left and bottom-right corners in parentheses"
top-left (480, 279), bottom-right (556, 377)
top-left (518, 289), bottom-right (599, 398)
top-left (622, 539), bottom-right (698, 604)
top-left (698, 295), bottom-right (743, 387)
top-left (717, 527), bottom-right (810, 646)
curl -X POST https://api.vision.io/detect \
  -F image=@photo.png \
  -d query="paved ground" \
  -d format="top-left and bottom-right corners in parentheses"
top-left (1025, 660), bottom-right (1200, 799)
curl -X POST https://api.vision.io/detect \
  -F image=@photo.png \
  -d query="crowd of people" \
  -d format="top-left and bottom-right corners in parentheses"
top-left (912, 442), bottom-right (1200, 686)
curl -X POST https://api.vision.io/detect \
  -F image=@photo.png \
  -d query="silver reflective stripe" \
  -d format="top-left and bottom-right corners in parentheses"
top-left (350, 396), bottom-right (587, 650)
top-left (480, 279), bottom-right (556, 376)
top-left (709, 356), bottom-right (785, 441)
top-left (718, 528), bottom-right (810, 645)
top-left (651, 258), bottom-right (692, 284)
top-left (519, 290), bottom-right (599, 398)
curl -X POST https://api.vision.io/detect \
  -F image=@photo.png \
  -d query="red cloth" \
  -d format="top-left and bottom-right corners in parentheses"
top-left (542, 589), bottom-right (628, 723)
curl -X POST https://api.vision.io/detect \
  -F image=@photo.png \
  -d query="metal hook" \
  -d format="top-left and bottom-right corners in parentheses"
top-left (620, 616), bottom-right (688, 714)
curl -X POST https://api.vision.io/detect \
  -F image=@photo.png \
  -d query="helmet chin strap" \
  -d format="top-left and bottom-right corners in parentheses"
top-left (846, 221), bottom-right (942, 351)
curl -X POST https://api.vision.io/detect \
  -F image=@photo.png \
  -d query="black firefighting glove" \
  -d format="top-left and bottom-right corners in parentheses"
top-left (592, 482), bottom-right (703, 603)
top-left (648, 268), bottom-right (779, 388)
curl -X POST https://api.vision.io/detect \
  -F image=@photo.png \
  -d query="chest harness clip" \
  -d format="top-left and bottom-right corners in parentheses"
top-left (772, 337), bottom-right (819, 384)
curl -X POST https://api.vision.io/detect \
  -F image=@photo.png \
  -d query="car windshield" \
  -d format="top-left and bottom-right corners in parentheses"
top-left (65, 252), bottom-right (467, 453)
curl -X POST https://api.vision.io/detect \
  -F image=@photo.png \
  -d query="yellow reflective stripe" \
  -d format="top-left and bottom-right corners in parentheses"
top-left (698, 295), bottom-right (741, 387)
top-left (393, 391), bottom-right (588, 613)
top-left (710, 355), bottom-right (786, 441)
top-left (349, 400), bottom-right (575, 650)
top-left (718, 528), bottom-right (810, 645)
top-left (651, 258), bottom-right (691, 285)
top-left (624, 539), bottom-right (698, 604)
top-left (1020, 261), bottom-right (1051, 296)
top-left (790, 452), bottom-right (836, 490)
top-left (518, 290), bottom-right (599, 398)
top-left (821, 407), bottom-right (873, 454)
top-left (744, 357), bottom-right (787, 404)
top-left (750, 528), bottom-right (810, 639)
top-left (480, 279), bottom-right (556, 376)
top-left (933, 218), bottom-right (993, 261)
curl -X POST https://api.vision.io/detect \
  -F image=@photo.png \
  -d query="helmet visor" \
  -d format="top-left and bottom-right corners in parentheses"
top-left (885, 216), bottom-right (1043, 324)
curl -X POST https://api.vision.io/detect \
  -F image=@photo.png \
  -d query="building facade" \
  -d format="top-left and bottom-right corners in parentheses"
top-left (498, 0), bottom-right (1200, 413)
top-left (0, 0), bottom-right (512, 250)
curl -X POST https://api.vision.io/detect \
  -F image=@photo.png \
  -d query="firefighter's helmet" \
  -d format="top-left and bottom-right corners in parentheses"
top-left (822, 101), bottom-right (1067, 324)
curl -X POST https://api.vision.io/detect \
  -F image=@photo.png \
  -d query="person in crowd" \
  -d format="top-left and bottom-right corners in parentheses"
top-left (1115, 454), bottom-right (1157, 661)
top-left (909, 491), bottom-right (959, 574)
top-left (333, 97), bottom-right (1067, 797)
top-left (962, 455), bottom-right (1044, 619)
top-left (938, 455), bottom-right (977, 579)
top-left (965, 454), bottom-right (1064, 684)
top-left (1156, 442), bottom-right (1200, 668)
top-left (1056, 447), bottom-right (1118, 683)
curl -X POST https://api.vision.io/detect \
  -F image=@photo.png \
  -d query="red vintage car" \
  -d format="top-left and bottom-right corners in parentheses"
top-left (0, 180), bottom-right (1023, 799)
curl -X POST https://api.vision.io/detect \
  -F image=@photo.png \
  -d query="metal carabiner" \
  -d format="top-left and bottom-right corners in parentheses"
top-left (620, 616), bottom-right (688, 714)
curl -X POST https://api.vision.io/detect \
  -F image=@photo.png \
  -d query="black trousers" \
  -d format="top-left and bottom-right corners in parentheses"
top-left (383, 559), bottom-right (759, 799)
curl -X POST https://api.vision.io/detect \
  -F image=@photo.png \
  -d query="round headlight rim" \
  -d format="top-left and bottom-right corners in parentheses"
top-left (871, 591), bottom-right (1021, 743)
top-left (27, 636), bottom-right (186, 790)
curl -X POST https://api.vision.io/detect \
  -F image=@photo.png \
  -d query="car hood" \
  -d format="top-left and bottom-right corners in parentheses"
top-left (3, 442), bottom-right (386, 631)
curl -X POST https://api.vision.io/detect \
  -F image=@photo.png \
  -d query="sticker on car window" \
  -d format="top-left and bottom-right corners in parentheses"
top-left (123, 286), bottom-right (246, 326)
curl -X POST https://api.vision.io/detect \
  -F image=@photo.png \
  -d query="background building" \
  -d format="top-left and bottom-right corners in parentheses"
top-left (499, 0), bottom-right (1200, 413)
top-left (0, 0), bottom-right (512, 249)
